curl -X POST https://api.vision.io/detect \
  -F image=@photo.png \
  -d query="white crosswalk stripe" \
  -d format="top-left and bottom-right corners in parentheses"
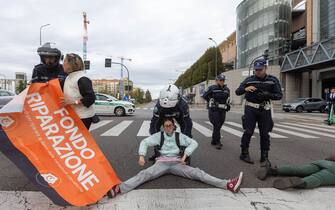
top-left (276, 124), bottom-right (334, 138)
top-left (192, 122), bottom-right (212, 137)
top-left (89, 120), bottom-right (113, 132)
top-left (205, 121), bottom-right (245, 137)
top-left (281, 122), bottom-right (335, 134)
top-left (300, 123), bottom-right (335, 129)
top-left (225, 122), bottom-right (287, 138)
top-left (271, 127), bottom-right (318, 139)
top-left (93, 120), bottom-right (333, 140)
top-left (101, 120), bottom-right (134, 136)
top-left (137, 121), bottom-right (151, 136)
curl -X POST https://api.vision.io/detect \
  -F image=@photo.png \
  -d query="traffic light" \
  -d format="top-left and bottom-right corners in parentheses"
top-left (105, 58), bottom-right (112, 67)
top-left (84, 60), bottom-right (90, 70)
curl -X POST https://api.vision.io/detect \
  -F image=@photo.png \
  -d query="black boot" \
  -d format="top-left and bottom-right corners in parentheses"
top-left (273, 177), bottom-right (306, 189)
top-left (256, 166), bottom-right (278, 180)
top-left (240, 148), bottom-right (254, 164)
top-left (260, 150), bottom-right (271, 168)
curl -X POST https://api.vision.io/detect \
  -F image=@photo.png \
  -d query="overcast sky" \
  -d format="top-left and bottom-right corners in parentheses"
top-left (0, 0), bottom-right (240, 98)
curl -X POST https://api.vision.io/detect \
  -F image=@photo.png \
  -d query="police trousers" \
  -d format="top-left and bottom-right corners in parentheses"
top-left (209, 108), bottom-right (226, 145)
top-left (119, 160), bottom-right (228, 193)
top-left (241, 106), bottom-right (273, 151)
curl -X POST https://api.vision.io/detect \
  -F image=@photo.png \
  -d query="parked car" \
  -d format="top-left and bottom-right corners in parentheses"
top-left (94, 93), bottom-right (135, 116)
top-left (0, 90), bottom-right (15, 109)
top-left (282, 98), bottom-right (327, 113)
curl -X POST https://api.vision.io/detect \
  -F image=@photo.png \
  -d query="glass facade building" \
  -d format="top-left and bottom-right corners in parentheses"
top-left (236, 0), bottom-right (291, 68)
top-left (320, 0), bottom-right (335, 41)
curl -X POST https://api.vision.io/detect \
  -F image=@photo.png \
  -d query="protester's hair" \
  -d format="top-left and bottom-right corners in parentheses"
top-left (65, 53), bottom-right (84, 72)
top-left (163, 117), bottom-right (175, 126)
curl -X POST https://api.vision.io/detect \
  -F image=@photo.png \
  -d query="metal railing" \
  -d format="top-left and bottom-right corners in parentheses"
top-left (281, 37), bottom-right (335, 72)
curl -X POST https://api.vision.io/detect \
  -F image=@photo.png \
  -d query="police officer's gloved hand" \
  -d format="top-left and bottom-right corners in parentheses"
top-left (226, 104), bottom-right (231, 112)
top-left (257, 91), bottom-right (273, 100)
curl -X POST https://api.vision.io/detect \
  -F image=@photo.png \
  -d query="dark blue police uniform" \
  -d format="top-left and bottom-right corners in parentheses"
top-left (202, 74), bottom-right (230, 149)
top-left (149, 98), bottom-right (193, 138)
top-left (235, 59), bottom-right (282, 165)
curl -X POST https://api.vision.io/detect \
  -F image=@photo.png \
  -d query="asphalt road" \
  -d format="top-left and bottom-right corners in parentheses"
top-left (0, 104), bottom-right (334, 191)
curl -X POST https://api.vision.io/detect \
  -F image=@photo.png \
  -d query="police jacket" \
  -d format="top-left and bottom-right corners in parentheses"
top-left (31, 64), bottom-right (67, 88)
top-left (202, 84), bottom-right (230, 104)
top-left (235, 74), bottom-right (283, 104)
top-left (150, 99), bottom-right (193, 138)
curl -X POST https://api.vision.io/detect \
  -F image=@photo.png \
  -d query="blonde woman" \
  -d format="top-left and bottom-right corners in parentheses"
top-left (63, 53), bottom-right (96, 129)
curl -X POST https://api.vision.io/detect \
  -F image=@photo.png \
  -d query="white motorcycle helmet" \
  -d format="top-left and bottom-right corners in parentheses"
top-left (159, 84), bottom-right (180, 108)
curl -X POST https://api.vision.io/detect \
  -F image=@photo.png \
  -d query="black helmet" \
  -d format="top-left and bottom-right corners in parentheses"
top-left (37, 42), bottom-right (62, 68)
top-left (216, 73), bottom-right (226, 81)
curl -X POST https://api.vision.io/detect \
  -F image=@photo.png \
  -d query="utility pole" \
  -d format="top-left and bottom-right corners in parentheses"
top-left (118, 57), bottom-right (132, 99)
top-left (83, 12), bottom-right (90, 61)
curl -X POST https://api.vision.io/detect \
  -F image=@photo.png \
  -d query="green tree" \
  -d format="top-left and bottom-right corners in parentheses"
top-left (175, 47), bottom-right (224, 89)
top-left (145, 89), bottom-right (152, 103)
top-left (16, 80), bottom-right (26, 94)
top-left (130, 88), bottom-right (146, 104)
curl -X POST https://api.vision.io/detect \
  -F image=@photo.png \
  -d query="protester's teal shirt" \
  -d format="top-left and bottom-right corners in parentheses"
top-left (138, 132), bottom-right (198, 157)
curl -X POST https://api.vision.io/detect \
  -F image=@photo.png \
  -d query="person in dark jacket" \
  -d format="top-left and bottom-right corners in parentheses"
top-left (256, 155), bottom-right (335, 189)
top-left (202, 73), bottom-right (230, 150)
top-left (235, 58), bottom-right (282, 167)
top-left (326, 86), bottom-right (335, 125)
top-left (63, 53), bottom-right (96, 129)
top-left (149, 84), bottom-right (193, 161)
top-left (31, 42), bottom-right (66, 87)
top-left (150, 84), bottom-right (193, 138)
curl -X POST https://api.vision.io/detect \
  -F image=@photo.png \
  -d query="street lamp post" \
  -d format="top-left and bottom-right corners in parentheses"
top-left (118, 57), bottom-right (132, 99)
top-left (209, 37), bottom-right (218, 77)
top-left (111, 61), bottom-right (131, 97)
top-left (40, 24), bottom-right (50, 45)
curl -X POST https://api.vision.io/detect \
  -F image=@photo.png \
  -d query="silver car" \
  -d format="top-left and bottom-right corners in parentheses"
top-left (282, 98), bottom-right (327, 113)
top-left (0, 90), bottom-right (15, 109)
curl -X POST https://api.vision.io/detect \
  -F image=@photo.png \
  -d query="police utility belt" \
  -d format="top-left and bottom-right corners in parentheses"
top-left (209, 100), bottom-right (228, 109)
top-left (245, 101), bottom-right (271, 110)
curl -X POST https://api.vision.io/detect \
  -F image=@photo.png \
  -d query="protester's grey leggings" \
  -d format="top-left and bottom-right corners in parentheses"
top-left (120, 161), bottom-right (228, 193)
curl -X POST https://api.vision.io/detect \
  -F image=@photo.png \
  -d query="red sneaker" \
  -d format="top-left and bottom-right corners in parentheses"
top-left (107, 185), bottom-right (121, 198)
top-left (227, 172), bottom-right (243, 193)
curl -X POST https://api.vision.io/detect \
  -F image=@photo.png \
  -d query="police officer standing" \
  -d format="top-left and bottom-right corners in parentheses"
top-left (31, 42), bottom-right (66, 86)
top-left (202, 73), bottom-right (230, 150)
top-left (235, 58), bottom-right (282, 167)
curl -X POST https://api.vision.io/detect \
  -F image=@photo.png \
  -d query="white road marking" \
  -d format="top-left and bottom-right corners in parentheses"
top-left (101, 120), bottom-right (134, 136)
top-left (281, 122), bottom-right (335, 134)
top-left (192, 122), bottom-right (212, 137)
top-left (276, 124), bottom-right (334, 138)
top-left (137, 121), bottom-right (151, 136)
top-left (89, 120), bottom-right (113, 131)
top-left (225, 122), bottom-right (286, 138)
top-left (205, 121), bottom-right (244, 137)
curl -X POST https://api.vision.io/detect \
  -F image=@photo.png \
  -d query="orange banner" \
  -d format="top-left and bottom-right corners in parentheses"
top-left (0, 79), bottom-right (120, 206)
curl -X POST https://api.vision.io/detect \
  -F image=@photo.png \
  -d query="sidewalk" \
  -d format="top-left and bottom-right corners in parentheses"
top-left (1, 188), bottom-right (334, 210)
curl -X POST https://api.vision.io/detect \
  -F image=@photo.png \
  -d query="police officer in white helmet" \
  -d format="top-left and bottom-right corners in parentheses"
top-left (149, 84), bottom-right (193, 161)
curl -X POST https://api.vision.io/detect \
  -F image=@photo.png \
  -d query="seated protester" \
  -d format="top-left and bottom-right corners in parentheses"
top-left (63, 53), bottom-right (96, 129)
top-left (256, 155), bottom-right (335, 189)
top-left (107, 117), bottom-right (243, 198)
top-left (150, 84), bottom-right (193, 138)
top-left (31, 42), bottom-right (67, 87)
top-left (149, 84), bottom-right (193, 161)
